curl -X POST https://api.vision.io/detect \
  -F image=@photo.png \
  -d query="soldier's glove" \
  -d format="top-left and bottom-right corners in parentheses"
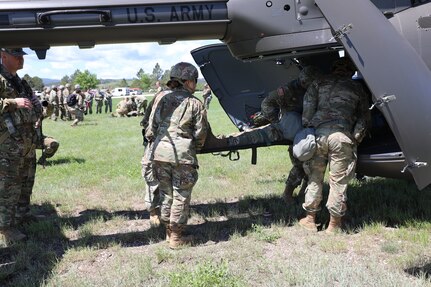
top-left (250, 112), bottom-right (270, 127)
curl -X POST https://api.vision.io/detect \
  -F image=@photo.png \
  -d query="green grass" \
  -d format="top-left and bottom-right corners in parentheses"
top-left (1, 93), bottom-right (431, 286)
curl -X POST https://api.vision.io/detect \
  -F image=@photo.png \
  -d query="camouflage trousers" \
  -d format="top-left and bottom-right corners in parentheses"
top-left (286, 145), bottom-right (307, 189)
top-left (0, 135), bottom-right (36, 227)
top-left (153, 161), bottom-right (198, 225)
top-left (302, 129), bottom-right (357, 217)
top-left (141, 146), bottom-right (160, 212)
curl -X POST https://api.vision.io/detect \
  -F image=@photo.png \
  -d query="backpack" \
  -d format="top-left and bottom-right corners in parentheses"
top-left (66, 93), bottom-right (78, 107)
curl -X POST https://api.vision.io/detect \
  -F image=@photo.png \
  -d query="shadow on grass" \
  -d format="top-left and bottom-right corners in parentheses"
top-left (405, 262), bottom-right (431, 281)
top-left (42, 157), bottom-right (86, 166)
top-left (1, 177), bottom-right (430, 286)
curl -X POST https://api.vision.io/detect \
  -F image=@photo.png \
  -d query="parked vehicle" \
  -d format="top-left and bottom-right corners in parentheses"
top-left (111, 87), bottom-right (130, 97)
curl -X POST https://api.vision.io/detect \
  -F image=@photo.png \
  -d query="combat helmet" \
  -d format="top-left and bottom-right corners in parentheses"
top-left (298, 66), bottom-right (322, 89)
top-left (331, 57), bottom-right (356, 77)
top-left (170, 62), bottom-right (198, 84)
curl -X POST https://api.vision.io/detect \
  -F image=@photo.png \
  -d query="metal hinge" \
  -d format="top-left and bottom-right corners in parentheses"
top-left (329, 23), bottom-right (353, 41)
top-left (369, 94), bottom-right (396, 110)
top-left (401, 161), bottom-right (428, 173)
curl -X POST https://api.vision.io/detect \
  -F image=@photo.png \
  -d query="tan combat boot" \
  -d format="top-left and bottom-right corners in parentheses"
top-left (298, 212), bottom-right (317, 232)
top-left (0, 227), bottom-right (26, 246)
top-left (149, 208), bottom-right (161, 227)
top-left (165, 224), bottom-right (171, 242)
top-left (325, 215), bottom-right (342, 234)
top-left (282, 185), bottom-right (294, 204)
top-left (169, 224), bottom-right (193, 249)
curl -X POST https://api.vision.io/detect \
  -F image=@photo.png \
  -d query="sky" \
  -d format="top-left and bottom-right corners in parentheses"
top-left (20, 39), bottom-right (221, 81)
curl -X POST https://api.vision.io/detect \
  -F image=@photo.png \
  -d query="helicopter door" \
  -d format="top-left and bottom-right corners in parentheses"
top-left (316, 0), bottom-right (431, 189)
top-left (191, 43), bottom-right (299, 131)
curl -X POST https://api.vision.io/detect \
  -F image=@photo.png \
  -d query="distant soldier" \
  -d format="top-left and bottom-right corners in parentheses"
top-left (126, 96), bottom-right (138, 117)
top-left (36, 99), bottom-right (60, 166)
top-left (49, 85), bottom-right (58, 121)
top-left (146, 62), bottom-right (209, 249)
top-left (57, 85), bottom-right (67, 121)
top-left (299, 57), bottom-right (371, 233)
top-left (84, 89), bottom-right (94, 115)
top-left (63, 83), bottom-right (72, 120)
top-left (202, 83), bottom-right (212, 109)
top-left (104, 89), bottom-right (113, 113)
top-left (70, 84), bottom-right (85, 127)
top-left (112, 97), bottom-right (128, 117)
top-left (94, 90), bottom-right (104, 114)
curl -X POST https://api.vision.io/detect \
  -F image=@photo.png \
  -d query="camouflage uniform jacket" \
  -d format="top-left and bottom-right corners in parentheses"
top-left (141, 89), bottom-right (170, 131)
top-left (146, 87), bottom-right (208, 165)
top-left (49, 89), bottom-right (58, 105)
top-left (0, 65), bottom-right (41, 134)
top-left (63, 88), bottom-right (70, 105)
top-left (302, 75), bottom-right (370, 142)
top-left (261, 79), bottom-right (305, 123)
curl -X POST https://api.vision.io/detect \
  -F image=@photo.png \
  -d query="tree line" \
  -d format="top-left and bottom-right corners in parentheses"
top-left (24, 62), bottom-right (174, 92)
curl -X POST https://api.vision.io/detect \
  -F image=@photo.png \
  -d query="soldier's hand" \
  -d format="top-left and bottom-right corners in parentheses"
top-left (250, 112), bottom-right (270, 127)
top-left (15, 98), bottom-right (33, 110)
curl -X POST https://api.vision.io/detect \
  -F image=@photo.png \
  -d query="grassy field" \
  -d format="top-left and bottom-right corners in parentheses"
top-left (1, 94), bottom-right (431, 286)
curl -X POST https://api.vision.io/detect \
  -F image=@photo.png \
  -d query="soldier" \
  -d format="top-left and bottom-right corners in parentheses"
top-left (57, 85), bottom-right (67, 121)
top-left (63, 83), bottom-right (72, 120)
top-left (0, 48), bottom-right (43, 244)
top-left (260, 66), bottom-right (322, 203)
top-left (146, 62), bottom-right (208, 249)
top-left (70, 84), bottom-right (85, 127)
top-left (202, 83), bottom-right (212, 109)
top-left (104, 89), bottom-right (113, 113)
top-left (140, 86), bottom-right (170, 227)
top-left (37, 100), bottom-right (60, 166)
top-left (84, 89), bottom-right (94, 115)
top-left (94, 90), bottom-right (104, 114)
top-left (49, 85), bottom-right (58, 121)
top-left (299, 57), bottom-right (371, 233)
top-left (112, 97), bottom-right (128, 117)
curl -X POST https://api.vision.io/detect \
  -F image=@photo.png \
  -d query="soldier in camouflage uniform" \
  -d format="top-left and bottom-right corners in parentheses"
top-left (146, 62), bottom-right (208, 249)
top-left (299, 57), bottom-right (371, 233)
top-left (259, 66), bottom-right (322, 203)
top-left (37, 100), bottom-right (60, 165)
top-left (0, 48), bottom-right (43, 244)
top-left (49, 85), bottom-right (58, 121)
top-left (57, 85), bottom-right (67, 121)
top-left (70, 85), bottom-right (85, 127)
top-left (140, 87), bottom-right (169, 227)
top-left (63, 83), bottom-right (72, 120)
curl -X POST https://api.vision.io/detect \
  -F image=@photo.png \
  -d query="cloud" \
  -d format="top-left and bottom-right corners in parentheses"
top-left (20, 40), bottom-right (220, 80)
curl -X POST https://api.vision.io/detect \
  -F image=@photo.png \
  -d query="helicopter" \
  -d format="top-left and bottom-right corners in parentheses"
top-left (0, 0), bottom-right (430, 189)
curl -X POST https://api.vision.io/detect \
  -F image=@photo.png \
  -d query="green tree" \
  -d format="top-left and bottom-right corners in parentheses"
top-left (69, 69), bottom-right (82, 87)
top-left (31, 76), bottom-right (44, 91)
top-left (151, 63), bottom-right (163, 81)
top-left (22, 74), bottom-right (44, 91)
top-left (60, 75), bottom-right (70, 85)
top-left (75, 70), bottom-right (99, 90)
top-left (130, 78), bottom-right (142, 89)
top-left (136, 68), bottom-right (145, 79)
top-left (119, 78), bottom-right (128, 87)
top-left (140, 73), bottom-right (152, 91)
top-left (161, 69), bottom-right (171, 83)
